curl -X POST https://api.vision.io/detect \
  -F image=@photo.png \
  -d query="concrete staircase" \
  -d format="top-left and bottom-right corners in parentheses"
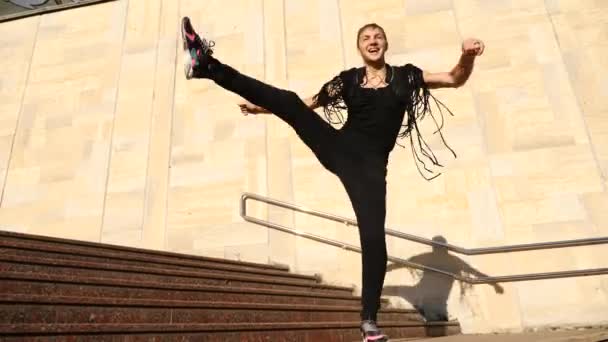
top-left (0, 230), bottom-right (460, 341)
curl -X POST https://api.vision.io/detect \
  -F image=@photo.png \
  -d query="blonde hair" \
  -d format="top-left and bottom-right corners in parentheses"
top-left (356, 23), bottom-right (388, 48)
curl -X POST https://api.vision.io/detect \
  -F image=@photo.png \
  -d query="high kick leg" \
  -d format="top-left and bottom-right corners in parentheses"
top-left (181, 16), bottom-right (339, 172)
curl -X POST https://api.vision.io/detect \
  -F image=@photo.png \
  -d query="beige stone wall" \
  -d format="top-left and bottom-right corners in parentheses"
top-left (0, 0), bottom-right (606, 333)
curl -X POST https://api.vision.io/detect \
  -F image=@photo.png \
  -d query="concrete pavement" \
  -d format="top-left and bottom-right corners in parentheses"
top-left (394, 328), bottom-right (608, 342)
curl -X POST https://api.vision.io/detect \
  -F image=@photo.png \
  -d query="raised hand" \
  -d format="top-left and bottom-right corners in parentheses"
top-left (462, 38), bottom-right (485, 56)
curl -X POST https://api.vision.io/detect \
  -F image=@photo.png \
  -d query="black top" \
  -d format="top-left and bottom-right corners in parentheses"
top-left (314, 63), bottom-right (457, 180)
top-left (342, 79), bottom-right (408, 154)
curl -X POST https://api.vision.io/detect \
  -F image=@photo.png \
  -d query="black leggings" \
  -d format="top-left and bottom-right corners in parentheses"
top-left (208, 59), bottom-right (388, 321)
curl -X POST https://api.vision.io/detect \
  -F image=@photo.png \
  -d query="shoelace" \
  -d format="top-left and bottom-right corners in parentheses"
top-left (196, 35), bottom-right (215, 56)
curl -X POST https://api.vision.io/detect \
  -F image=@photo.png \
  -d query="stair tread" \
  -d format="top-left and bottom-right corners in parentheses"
top-left (0, 230), bottom-right (288, 272)
top-left (0, 243), bottom-right (314, 280)
top-left (0, 321), bottom-right (460, 334)
top-left (0, 293), bottom-right (416, 313)
top-left (0, 250), bottom-right (313, 281)
top-left (0, 270), bottom-right (368, 300)
top-left (0, 254), bottom-right (352, 291)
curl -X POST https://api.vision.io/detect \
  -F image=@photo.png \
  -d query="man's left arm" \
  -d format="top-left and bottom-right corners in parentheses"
top-left (423, 38), bottom-right (485, 89)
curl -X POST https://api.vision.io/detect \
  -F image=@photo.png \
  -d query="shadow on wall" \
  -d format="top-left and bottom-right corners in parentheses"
top-left (384, 236), bottom-right (504, 334)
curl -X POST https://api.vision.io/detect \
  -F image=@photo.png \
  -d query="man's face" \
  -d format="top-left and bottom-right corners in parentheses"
top-left (358, 27), bottom-right (388, 63)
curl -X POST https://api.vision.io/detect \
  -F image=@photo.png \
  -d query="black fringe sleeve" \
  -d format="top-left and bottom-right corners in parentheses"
top-left (399, 64), bottom-right (457, 181)
top-left (313, 73), bottom-right (348, 125)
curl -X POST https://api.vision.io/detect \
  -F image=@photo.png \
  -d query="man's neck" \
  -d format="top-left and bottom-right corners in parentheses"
top-left (364, 60), bottom-right (386, 73)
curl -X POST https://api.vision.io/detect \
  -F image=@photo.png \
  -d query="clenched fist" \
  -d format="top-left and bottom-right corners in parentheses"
top-left (462, 38), bottom-right (485, 56)
top-left (238, 101), bottom-right (267, 115)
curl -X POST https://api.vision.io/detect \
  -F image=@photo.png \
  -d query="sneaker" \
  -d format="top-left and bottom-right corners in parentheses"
top-left (181, 16), bottom-right (215, 79)
top-left (360, 320), bottom-right (388, 342)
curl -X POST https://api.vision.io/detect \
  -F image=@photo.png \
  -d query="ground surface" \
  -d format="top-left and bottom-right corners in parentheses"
top-left (394, 328), bottom-right (608, 342)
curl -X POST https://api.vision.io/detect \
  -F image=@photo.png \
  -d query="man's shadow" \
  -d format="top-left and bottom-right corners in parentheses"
top-left (384, 236), bottom-right (504, 334)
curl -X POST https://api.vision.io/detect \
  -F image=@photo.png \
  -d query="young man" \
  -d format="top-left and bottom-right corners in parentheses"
top-left (181, 17), bottom-right (484, 341)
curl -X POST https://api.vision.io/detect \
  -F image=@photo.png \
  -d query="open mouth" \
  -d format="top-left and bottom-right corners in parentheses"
top-left (368, 47), bottom-right (380, 54)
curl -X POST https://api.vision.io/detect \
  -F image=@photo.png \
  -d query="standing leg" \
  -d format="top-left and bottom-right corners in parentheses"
top-left (338, 156), bottom-right (389, 340)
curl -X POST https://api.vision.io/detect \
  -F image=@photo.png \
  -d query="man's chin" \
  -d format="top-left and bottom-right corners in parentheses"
top-left (363, 56), bottom-right (384, 64)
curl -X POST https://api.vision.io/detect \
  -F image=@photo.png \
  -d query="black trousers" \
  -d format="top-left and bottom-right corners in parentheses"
top-left (208, 60), bottom-right (388, 321)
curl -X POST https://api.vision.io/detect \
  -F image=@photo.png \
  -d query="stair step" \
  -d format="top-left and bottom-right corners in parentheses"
top-left (0, 231), bottom-right (463, 340)
top-left (0, 293), bottom-right (419, 325)
top-left (0, 230), bottom-right (288, 273)
top-left (0, 254), bottom-right (353, 295)
top-left (0, 242), bottom-right (316, 283)
top-left (0, 321), bottom-right (461, 341)
top-left (0, 271), bottom-right (390, 308)
top-left (0, 273), bottom-right (349, 306)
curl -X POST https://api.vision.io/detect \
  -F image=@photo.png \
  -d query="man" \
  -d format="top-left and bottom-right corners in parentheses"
top-left (181, 17), bottom-right (483, 341)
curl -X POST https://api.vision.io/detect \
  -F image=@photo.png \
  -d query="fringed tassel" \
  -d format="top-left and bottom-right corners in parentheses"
top-left (313, 75), bottom-right (347, 125)
top-left (397, 66), bottom-right (457, 181)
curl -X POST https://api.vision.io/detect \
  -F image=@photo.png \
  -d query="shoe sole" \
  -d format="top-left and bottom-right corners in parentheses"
top-left (362, 337), bottom-right (388, 342)
top-left (361, 331), bottom-right (388, 342)
top-left (180, 17), bottom-right (193, 80)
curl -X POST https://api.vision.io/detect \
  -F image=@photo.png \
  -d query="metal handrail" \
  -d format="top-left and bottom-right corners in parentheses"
top-left (240, 192), bottom-right (608, 284)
